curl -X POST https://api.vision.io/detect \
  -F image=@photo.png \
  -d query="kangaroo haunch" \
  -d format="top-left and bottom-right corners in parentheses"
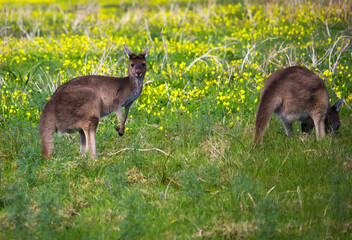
top-left (254, 66), bottom-right (343, 143)
top-left (39, 45), bottom-right (151, 157)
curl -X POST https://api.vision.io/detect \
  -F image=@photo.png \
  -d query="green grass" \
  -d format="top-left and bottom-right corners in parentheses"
top-left (1, 0), bottom-right (352, 239)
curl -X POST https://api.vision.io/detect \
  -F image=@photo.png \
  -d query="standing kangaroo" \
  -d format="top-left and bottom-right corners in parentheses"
top-left (39, 45), bottom-right (151, 157)
top-left (254, 66), bottom-right (343, 143)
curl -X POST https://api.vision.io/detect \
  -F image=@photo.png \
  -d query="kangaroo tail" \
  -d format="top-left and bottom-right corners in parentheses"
top-left (254, 95), bottom-right (280, 143)
top-left (39, 109), bottom-right (55, 158)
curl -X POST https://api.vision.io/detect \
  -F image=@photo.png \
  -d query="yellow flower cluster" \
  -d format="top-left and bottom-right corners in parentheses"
top-left (0, 0), bottom-right (351, 124)
top-left (1, 86), bottom-right (38, 121)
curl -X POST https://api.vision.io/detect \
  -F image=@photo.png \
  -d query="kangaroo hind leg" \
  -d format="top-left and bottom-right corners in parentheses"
top-left (79, 129), bottom-right (87, 153)
top-left (312, 115), bottom-right (325, 139)
top-left (82, 117), bottom-right (99, 158)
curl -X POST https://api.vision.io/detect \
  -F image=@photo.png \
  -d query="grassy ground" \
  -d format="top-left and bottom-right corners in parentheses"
top-left (0, 0), bottom-right (352, 239)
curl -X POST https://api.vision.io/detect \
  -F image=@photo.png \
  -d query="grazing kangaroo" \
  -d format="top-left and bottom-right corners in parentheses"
top-left (39, 45), bottom-right (151, 157)
top-left (254, 66), bottom-right (343, 143)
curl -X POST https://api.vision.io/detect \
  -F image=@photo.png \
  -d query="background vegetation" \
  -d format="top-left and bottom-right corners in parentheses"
top-left (0, 0), bottom-right (351, 239)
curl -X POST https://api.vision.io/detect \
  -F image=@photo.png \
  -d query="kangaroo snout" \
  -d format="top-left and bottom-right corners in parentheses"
top-left (331, 122), bottom-right (340, 132)
top-left (115, 125), bottom-right (125, 136)
top-left (136, 71), bottom-right (143, 77)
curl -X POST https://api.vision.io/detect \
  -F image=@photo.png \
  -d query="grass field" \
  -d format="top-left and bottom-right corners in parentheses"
top-left (0, 0), bottom-right (352, 239)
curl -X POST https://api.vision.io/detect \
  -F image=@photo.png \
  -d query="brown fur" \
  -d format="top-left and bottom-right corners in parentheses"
top-left (39, 45), bottom-right (151, 157)
top-left (254, 66), bottom-right (343, 143)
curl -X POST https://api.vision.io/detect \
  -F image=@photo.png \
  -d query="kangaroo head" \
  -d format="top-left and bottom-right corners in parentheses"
top-left (124, 45), bottom-right (151, 80)
top-left (325, 98), bottom-right (343, 132)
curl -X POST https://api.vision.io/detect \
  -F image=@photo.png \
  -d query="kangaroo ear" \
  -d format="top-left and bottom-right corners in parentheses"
top-left (141, 46), bottom-right (152, 58)
top-left (124, 45), bottom-right (135, 58)
top-left (332, 98), bottom-right (344, 112)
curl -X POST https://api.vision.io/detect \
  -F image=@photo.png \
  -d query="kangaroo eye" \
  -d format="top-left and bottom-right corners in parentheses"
top-left (142, 63), bottom-right (146, 67)
top-left (131, 64), bottom-right (135, 67)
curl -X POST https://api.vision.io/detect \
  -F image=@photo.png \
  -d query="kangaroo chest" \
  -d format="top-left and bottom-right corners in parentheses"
top-left (122, 82), bottom-right (143, 107)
